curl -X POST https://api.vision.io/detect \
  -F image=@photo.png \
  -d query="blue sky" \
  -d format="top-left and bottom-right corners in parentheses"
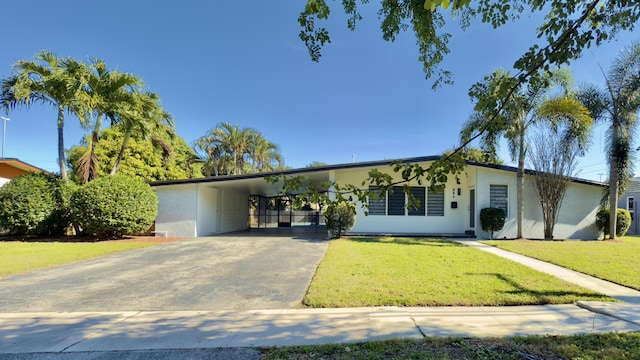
top-left (1, 1), bottom-right (637, 182)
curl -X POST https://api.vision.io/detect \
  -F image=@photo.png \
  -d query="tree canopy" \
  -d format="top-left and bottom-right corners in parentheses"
top-left (194, 122), bottom-right (284, 176)
top-left (300, 1), bottom-right (640, 88)
top-left (67, 126), bottom-right (202, 182)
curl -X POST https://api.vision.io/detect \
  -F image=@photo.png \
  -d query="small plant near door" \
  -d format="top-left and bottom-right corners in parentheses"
top-left (480, 207), bottom-right (505, 240)
top-left (325, 202), bottom-right (355, 239)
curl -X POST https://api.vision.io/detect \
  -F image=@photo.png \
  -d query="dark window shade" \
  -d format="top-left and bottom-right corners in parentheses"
top-left (490, 185), bottom-right (508, 217)
top-left (388, 186), bottom-right (405, 215)
top-left (408, 187), bottom-right (426, 216)
top-left (427, 189), bottom-right (444, 216)
top-left (368, 186), bottom-right (387, 215)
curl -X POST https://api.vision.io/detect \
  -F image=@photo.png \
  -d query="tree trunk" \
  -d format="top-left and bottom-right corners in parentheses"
top-left (517, 129), bottom-right (525, 239)
top-left (110, 129), bottom-right (132, 175)
top-left (87, 114), bottom-right (103, 182)
top-left (609, 148), bottom-right (619, 240)
top-left (57, 105), bottom-right (68, 181)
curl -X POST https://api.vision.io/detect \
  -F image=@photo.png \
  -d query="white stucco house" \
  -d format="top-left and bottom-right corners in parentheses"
top-left (150, 156), bottom-right (604, 239)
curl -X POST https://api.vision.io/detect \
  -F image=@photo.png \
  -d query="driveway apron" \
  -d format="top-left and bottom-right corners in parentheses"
top-left (0, 229), bottom-right (329, 312)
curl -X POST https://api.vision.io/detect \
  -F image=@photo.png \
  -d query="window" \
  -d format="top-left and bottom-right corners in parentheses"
top-left (490, 185), bottom-right (508, 217)
top-left (427, 189), bottom-right (445, 216)
top-left (368, 186), bottom-right (427, 216)
top-left (388, 186), bottom-right (405, 215)
top-left (408, 187), bottom-right (426, 216)
top-left (368, 187), bottom-right (386, 215)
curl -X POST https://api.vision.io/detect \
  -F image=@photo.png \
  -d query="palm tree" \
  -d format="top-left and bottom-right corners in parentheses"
top-left (76, 59), bottom-right (142, 183)
top-left (579, 41), bottom-right (640, 240)
top-left (461, 68), bottom-right (592, 239)
top-left (1, 51), bottom-right (89, 180)
top-left (195, 123), bottom-right (255, 176)
top-left (110, 91), bottom-right (175, 175)
top-left (249, 136), bottom-right (283, 172)
top-left (194, 123), bottom-right (283, 176)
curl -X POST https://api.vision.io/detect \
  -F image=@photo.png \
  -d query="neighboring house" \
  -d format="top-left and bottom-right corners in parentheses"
top-left (0, 158), bottom-right (47, 187)
top-left (619, 177), bottom-right (640, 235)
top-left (151, 156), bottom-right (603, 239)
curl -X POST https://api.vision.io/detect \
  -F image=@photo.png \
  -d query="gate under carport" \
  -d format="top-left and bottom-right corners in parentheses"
top-left (248, 195), bottom-right (324, 229)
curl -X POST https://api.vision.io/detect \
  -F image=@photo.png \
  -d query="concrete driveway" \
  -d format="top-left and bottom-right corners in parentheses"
top-left (0, 228), bottom-right (329, 312)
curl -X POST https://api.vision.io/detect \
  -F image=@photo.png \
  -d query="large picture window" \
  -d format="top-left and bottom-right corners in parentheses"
top-left (368, 186), bottom-right (428, 216)
top-left (490, 184), bottom-right (508, 217)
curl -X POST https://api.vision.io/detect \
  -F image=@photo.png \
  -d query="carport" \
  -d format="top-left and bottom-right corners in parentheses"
top-left (151, 168), bottom-right (332, 237)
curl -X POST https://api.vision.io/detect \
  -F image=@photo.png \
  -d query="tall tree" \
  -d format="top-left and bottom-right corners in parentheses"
top-left (294, 1), bottom-right (639, 198)
top-left (579, 41), bottom-right (640, 240)
top-left (461, 69), bottom-right (592, 238)
top-left (528, 129), bottom-right (580, 239)
top-left (248, 136), bottom-right (283, 173)
top-left (76, 59), bottom-right (142, 183)
top-left (67, 126), bottom-right (202, 182)
top-left (1, 51), bottom-right (89, 180)
top-left (194, 123), bottom-right (284, 176)
top-left (109, 91), bottom-right (174, 176)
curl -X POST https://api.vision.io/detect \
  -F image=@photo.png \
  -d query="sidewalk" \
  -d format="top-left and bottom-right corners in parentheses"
top-left (2, 304), bottom-right (640, 354)
top-left (2, 240), bottom-right (640, 356)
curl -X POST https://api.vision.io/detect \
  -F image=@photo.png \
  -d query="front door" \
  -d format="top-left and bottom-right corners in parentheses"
top-left (469, 189), bottom-right (475, 228)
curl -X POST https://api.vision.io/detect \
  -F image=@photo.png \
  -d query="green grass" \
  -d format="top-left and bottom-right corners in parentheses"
top-left (483, 236), bottom-right (640, 290)
top-left (261, 333), bottom-right (640, 359)
top-left (303, 237), bottom-right (612, 307)
top-left (0, 241), bottom-right (156, 278)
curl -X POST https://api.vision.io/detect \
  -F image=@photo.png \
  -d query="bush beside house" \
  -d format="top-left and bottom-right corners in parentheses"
top-left (596, 208), bottom-right (632, 239)
top-left (480, 207), bottom-right (506, 240)
top-left (0, 173), bottom-right (157, 239)
top-left (0, 173), bottom-right (73, 236)
top-left (325, 202), bottom-right (355, 238)
top-left (71, 175), bottom-right (157, 238)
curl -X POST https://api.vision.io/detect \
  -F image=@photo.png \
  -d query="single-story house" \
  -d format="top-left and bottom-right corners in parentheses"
top-left (0, 158), bottom-right (47, 187)
top-left (619, 177), bottom-right (640, 235)
top-left (150, 156), bottom-right (604, 239)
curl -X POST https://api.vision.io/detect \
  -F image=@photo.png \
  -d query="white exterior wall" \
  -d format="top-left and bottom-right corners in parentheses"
top-left (475, 167), bottom-right (518, 239)
top-left (196, 186), bottom-right (218, 235)
top-left (154, 184), bottom-right (250, 237)
top-left (475, 167), bottom-right (601, 239)
top-left (154, 184), bottom-right (198, 237)
top-left (215, 187), bottom-right (249, 233)
top-left (334, 163), bottom-right (472, 234)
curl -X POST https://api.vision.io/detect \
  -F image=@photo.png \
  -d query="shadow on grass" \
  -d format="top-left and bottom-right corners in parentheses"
top-left (344, 237), bottom-right (465, 247)
top-left (468, 272), bottom-right (612, 303)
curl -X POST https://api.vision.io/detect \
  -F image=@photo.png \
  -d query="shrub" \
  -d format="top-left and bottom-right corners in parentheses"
top-left (596, 208), bottom-right (632, 238)
top-left (324, 202), bottom-right (355, 239)
top-left (0, 172), bottom-right (72, 236)
top-left (480, 207), bottom-right (506, 240)
top-left (71, 175), bottom-right (157, 238)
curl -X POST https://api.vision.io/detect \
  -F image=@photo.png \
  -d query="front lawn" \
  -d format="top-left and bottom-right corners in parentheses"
top-left (483, 236), bottom-right (640, 290)
top-left (303, 237), bottom-right (611, 307)
top-left (0, 240), bottom-right (157, 278)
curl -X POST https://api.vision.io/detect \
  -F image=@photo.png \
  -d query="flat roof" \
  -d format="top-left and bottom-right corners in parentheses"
top-left (150, 155), bottom-right (603, 190)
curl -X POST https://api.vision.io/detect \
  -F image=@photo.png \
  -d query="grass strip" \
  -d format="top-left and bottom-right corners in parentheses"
top-left (261, 332), bottom-right (640, 359)
top-left (0, 241), bottom-right (156, 278)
